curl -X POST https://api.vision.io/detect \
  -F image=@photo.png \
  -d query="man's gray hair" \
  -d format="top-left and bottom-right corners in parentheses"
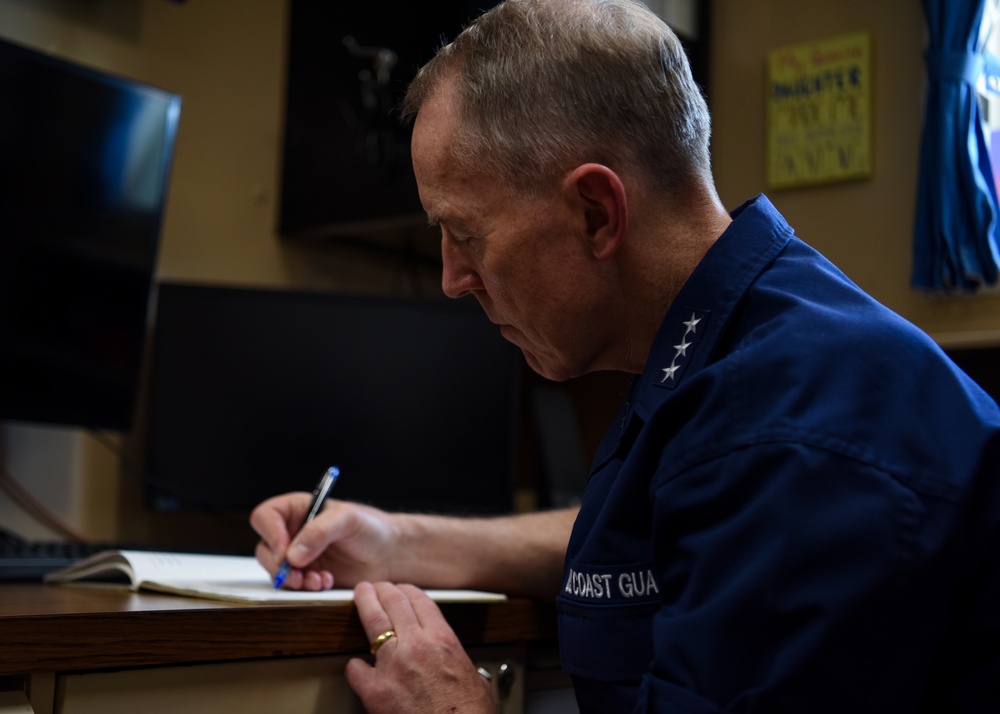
top-left (402, 0), bottom-right (712, 198)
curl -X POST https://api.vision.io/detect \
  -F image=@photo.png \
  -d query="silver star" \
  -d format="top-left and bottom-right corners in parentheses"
top-left (683, 313), bottom-right (702, 333)
top-left (661, 362), bottom-right (680, 382)
top-left (673, 338), bottom-right (692, 357)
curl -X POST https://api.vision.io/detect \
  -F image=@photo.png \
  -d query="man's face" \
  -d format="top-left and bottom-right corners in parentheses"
top-left (411, 87), bottom-right (616, 382)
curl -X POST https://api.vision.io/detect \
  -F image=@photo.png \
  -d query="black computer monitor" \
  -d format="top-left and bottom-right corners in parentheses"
top-left (145, 283), bottom-right (523, 515)
top-left (0, 37), bottom-right (181, 430)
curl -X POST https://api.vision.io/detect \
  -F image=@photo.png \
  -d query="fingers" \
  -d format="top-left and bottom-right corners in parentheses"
top-left (249, 492), bottom-right (307, 554)
top-left (251, 492), bottom-right (336, 590)
top-left (276, 567), bottom-right (335, 591)
top-left (354, 582), bottom-right (457, 658)
top-left (397, 583), bottom-right (447, 629)
top-left (353, 582), bottom-right (422, 666)
top-left (354, 581), bottom-right (406, 655)
top-left (253, 539), bottom-right (280, 575)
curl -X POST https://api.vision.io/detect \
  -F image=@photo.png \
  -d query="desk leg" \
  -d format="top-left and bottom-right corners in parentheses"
top-left (28, 673), bottom-right (54, 714)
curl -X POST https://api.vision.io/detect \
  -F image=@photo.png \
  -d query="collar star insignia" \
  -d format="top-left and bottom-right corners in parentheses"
top-left (682, 313), bottom-right (702, 333)
top-left (661, 362), bottom-right (680, 382)
top-left (655, 308), bottom-right (709, 390)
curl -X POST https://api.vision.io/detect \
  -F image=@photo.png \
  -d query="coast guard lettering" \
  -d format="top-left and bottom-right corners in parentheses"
top-left (563, 565), bottom-right (661, 602)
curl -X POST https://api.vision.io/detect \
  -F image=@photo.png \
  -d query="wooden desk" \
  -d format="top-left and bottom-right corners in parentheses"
top-left (0, 583), bottom-right (561, 714)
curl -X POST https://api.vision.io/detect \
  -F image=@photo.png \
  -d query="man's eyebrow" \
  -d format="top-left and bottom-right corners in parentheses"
top-left (427, 213), bottom-right (479, 234)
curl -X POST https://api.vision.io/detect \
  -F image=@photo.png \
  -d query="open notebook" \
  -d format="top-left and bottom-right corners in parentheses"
top-left (44, 550), bottom-right (506, 604)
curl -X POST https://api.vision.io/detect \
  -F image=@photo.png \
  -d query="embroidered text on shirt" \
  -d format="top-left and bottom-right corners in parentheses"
top-left (564, 566), bottom-right (661, 601)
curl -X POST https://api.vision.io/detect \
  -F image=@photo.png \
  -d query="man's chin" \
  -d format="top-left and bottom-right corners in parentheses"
top-left (521, 349), bottom-right (577, 383)
top-left (499, 327), bottom-right (581, 381)
top-left (498, 324), bottom-right (518, 343)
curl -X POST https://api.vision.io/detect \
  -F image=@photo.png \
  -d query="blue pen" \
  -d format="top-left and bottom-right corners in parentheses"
top-left (273, 466), bottom-right (340, 589)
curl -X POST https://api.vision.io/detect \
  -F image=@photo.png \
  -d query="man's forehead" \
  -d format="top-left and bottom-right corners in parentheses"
top-left (414, 145), bottom-right (494, 233)
top-left (412, 93), bottom-right (462, 197)
top-left (411, 80), bottom-right (459, 154)
top-left (411, 83), bottom-right (509, 233)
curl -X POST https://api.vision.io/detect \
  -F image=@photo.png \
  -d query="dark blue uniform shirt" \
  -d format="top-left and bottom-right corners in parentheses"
top-left (557, 195), bottom-right (1000, 712)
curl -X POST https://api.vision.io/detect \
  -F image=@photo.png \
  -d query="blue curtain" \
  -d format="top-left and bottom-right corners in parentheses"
top-left (913, 0), bottom-right (1000, 292)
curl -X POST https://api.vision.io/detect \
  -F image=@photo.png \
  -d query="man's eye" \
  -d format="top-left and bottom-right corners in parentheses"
top-left (446, 228), bottom-right (474, 244)
top-left (439, 223), bottom-right (477, 244)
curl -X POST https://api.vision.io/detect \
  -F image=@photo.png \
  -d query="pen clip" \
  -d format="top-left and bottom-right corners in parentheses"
top-left (304, 466), bottom-right (339, 522)
top-left (315, 466), bottom-right (339, 497)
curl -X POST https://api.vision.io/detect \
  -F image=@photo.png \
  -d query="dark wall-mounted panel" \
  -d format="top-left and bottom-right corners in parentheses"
top-left (279, 1), bottom-right (496, 239)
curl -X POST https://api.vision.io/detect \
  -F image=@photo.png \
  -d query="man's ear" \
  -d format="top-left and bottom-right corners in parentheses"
top-left (565, 163), bottom-right (628, 260)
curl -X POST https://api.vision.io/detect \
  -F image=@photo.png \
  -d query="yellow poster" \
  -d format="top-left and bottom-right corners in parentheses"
top-left (767, 32), bottom-right (872, 189)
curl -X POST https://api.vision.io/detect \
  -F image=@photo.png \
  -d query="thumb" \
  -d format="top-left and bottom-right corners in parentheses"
top-left (283, 538), bottom-right (316, 568)
top-left (344, 656), bottom-right (378, 698)
top-left (285, 516), bottom-right (333, 567)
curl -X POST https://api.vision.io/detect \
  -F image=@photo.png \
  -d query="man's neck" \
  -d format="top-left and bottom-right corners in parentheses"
top-left (615, 184), bottom-right (731, 373)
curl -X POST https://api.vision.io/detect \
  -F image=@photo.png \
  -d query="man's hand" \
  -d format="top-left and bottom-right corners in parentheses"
top-left (251, 493), bottom-right (398, 590)
top-left (345, 582), bottom-right (494, 714)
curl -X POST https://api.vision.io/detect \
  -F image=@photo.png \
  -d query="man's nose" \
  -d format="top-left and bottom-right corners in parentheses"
top-left (441, 235), bottom-right (482, 299)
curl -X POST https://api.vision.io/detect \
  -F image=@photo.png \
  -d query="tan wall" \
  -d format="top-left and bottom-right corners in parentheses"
top-left (710, 0), bottom-right (1000, 345)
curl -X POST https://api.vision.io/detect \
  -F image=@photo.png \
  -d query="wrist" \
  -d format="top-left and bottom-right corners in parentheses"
top-left (387, 512), bottom-right (475, 588)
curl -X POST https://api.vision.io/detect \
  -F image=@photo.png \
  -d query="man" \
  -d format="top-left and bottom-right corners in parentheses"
top-left (251, 0), bottom-right (1000, 711)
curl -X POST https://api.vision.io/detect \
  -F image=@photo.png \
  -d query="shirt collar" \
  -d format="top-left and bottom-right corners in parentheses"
top-left (633, 194), bottom-right (794, 412)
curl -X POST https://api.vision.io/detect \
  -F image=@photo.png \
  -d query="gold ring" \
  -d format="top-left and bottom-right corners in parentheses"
top-left (370, 629), bottom-right (397, 655)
